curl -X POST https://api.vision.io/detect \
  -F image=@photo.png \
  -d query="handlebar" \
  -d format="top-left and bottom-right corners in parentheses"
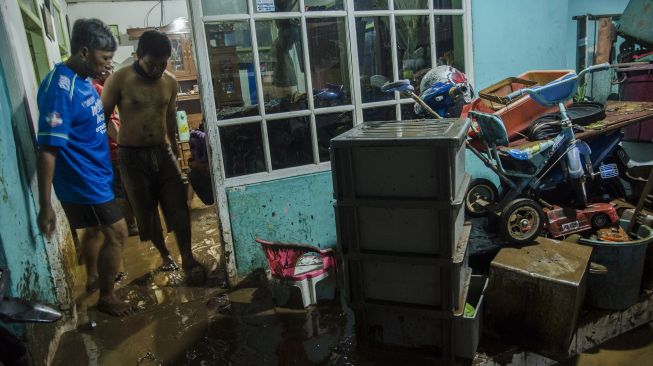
top-left (577, 62), bottom-right (610, 79)
top-left (504, 63), bottom-right (612, 103)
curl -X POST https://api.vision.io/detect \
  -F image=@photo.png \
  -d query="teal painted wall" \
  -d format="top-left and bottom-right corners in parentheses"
top-left (0, 60), bottom-right (57, 302)
top-left (471, 0), bottom-right (631, 91)
top-left (226, 172), bottom-right (337, 276)
top-left (471, 0), bottom-right (570, 91)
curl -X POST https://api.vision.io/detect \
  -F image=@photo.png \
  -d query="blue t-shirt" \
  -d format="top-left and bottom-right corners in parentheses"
top-left (36, 63), bottom-right (113, 205)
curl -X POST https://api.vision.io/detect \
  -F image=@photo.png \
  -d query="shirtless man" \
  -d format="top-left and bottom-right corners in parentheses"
top-left (102, 30), bottom-right (205, 283)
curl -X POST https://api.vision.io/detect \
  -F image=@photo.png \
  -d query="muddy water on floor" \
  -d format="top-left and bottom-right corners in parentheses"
top-left (52, 201), bottom-right (365, 365)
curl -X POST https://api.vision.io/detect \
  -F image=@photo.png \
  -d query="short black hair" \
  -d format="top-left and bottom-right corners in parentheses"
top-left (70, 18), bottom-right (117, 55)
top-left (136, 30), bottom-right (172, 58)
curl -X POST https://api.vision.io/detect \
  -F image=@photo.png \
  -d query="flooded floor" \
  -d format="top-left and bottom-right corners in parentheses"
top-left (51, 199), bottom-right (360, 366)
top-left (51, 199), bottom-right (653, 365)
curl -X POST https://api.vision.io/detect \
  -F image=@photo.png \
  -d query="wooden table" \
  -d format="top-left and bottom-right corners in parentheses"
top-left (576, 100), bottom-right (653, 140)
top-left (509, 101), bottom-right (653, 146)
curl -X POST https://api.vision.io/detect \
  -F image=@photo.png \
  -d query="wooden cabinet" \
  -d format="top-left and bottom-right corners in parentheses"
top-left (209, 46), bottom-right (243, 108)
top-left (168, 34), bottom-right (197, 79)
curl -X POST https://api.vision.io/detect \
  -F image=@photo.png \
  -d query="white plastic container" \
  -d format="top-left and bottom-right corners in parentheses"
top-left (176, 110), bottom-right (190, 142)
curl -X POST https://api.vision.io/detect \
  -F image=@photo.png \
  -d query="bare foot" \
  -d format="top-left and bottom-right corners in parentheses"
top-left (158, 256), bottom-right (180, 272)
top-left (86, 275), bottom-right (99, 293)
top-left (127, 224), bottom-right (139, 237)
top-left (115, 271), bottom-right (128, 284)
top-left (97, 296), bottom-right (135, 317)
top-left (183, 261), bottom-right (206, 286)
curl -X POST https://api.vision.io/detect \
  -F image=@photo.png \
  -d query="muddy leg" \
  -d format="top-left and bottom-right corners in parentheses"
top-left (175, 219), bottom-right (205, 285)
top-left (81, 227), bottom-right (103, 293)
top-left (117, 198), bottom-right (138, 236)
top-left (97, 219), bottom-right (133, 316)
top-left (150, 223), bottom-right (179, 271)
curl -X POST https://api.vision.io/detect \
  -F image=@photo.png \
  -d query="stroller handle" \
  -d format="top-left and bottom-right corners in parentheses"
top-left (504, 63), bottom-right (612, 103)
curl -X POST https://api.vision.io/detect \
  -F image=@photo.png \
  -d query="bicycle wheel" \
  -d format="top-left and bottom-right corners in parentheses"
top-left (499, 198), bottom-right (545, 245)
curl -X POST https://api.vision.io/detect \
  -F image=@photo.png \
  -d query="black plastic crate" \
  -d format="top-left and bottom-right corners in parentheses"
top-left (330, 119), bottom-right (470, 202)
top-left (335, 174), bottom-right (468, 259)
top-left (353, 274), bottom-right (488, 360)
top-left (344, 224), bottom-right (471, 311)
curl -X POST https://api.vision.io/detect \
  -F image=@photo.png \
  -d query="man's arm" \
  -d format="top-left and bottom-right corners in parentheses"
top-left (37, 146), bottom-right (58, 237)
top-left (166, 77), bottom-right (180, 157)
top-left (101, 73), bottom-right (121, 141)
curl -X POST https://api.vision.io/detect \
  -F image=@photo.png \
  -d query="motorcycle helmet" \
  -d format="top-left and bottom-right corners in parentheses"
top-left (415, 65), bottom-right (474, 118)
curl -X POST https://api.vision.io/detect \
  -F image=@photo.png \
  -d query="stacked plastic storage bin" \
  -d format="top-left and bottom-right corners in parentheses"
top-left (330, 119), bottom-right (485, 359)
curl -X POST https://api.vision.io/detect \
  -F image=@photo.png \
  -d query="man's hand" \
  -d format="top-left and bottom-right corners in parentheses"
top-left (37, 146), bottom-right (58, 237)
top-left (38, 204), bottom-right (57, 237)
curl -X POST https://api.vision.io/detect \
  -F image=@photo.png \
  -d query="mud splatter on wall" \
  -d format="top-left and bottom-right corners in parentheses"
top-left (0, 55), bottom-right (57, 303)
top-left (226, 172), bottom-right (336, 276)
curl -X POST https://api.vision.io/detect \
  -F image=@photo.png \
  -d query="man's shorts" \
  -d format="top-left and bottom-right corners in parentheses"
top-left (61, 200), bottom-right (123, 229)
top-left (117, 144), bottom-right (189, 242)
top-left (111, 160), bottom-right (126, 199)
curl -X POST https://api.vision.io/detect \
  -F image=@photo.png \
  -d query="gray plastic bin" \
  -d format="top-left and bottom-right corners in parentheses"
top-left (353, 272), bottom-right (487, 358)
top-left (335, 175), bottom-right (468, 258)
top-left (453, 275), bottom-right (488, 359)
top-left (345, 224), bottom-right (471, 311)
top-left (330, 119), bottom-right (470, 202)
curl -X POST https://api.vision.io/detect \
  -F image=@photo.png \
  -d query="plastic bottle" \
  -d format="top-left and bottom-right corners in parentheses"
top-left (176, 110), bottom-right (190, 142)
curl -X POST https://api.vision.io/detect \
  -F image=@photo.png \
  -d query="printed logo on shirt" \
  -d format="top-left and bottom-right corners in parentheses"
top-left (46, 112), bottom-right (63, 127)
top-left (58, 75), bottom-right (71, 92)
top-left (82, 96), bottom-right (95, 108)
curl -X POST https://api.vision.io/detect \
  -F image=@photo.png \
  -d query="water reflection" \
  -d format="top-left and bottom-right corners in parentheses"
top-left (176, 276), bottom-right (353, 365)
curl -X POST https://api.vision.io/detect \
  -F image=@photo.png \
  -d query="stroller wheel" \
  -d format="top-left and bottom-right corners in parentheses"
top-left (465, 179), bottom-right (498, 217)
top-left (500, 198), bottom-right (544, 245)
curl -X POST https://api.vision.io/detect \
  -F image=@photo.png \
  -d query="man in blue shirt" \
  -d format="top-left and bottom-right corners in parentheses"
top-left (37, 19), bottom-right (132, 316)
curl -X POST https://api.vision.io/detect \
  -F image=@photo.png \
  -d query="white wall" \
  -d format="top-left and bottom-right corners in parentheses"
top-left (66, 0), bottom-right (189, 65)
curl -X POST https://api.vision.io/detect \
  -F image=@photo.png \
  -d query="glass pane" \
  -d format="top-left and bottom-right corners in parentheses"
top-left (201, 0), bottom-right (247, 15)
top-left (257, 19), bottom-right (308, 114)
top-left (316, 112), bottom-right (353, 162)
top-left (267, 117), bottom-right (313, 169)
top-left (435, 15), bottom-right (465, 72)
top-left (394, 0), bottom-right (428, 9)
top-left (219, 123), bottom-right (266, 178)
top-left (19, 0), bottom-right (37, 15)
top-left (355, 0), bottom-right (388, 10)
top-left (307, 18), bottom-right (351, 108)
top-left (434, 0), bottom-right (462, 9)
top-left (356, 17), bottom-right (393, 103)
top-left (400, 103), bottom-right (421, 120)
top-left (168, 37), bottom-right (186, 74)
top-left (396, 15), bottom-right (431, 89)
top-left (305, 0), bottom-right (343, 10)
top-left (206, 22), bottom-right (259, 120)
top-left (363, 106), bottom-right (396, 122)
top-left (255, 0), bottom-right (299, 13)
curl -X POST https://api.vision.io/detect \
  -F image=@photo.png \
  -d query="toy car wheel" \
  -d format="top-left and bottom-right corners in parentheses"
top-left (465, 179), bottom-right (499, 217)
top-left (591, 213), bottom-right (610, 229)
top-left (570, 177), bottom-right (589, 208)
top-left (499, 198), bottom-right (545, 245)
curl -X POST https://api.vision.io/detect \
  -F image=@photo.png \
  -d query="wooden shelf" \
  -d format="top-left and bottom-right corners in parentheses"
top-left (177, 75), bottom-right (198, 82)
top-left (177, 94), bottom-right (200, 101)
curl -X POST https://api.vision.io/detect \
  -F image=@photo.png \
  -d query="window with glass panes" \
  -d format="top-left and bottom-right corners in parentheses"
top-left (191, 0), bottom-right (470, 184)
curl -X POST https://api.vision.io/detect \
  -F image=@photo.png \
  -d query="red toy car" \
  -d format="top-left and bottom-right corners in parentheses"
top-left (544, 203), bottom-right (619, 238)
